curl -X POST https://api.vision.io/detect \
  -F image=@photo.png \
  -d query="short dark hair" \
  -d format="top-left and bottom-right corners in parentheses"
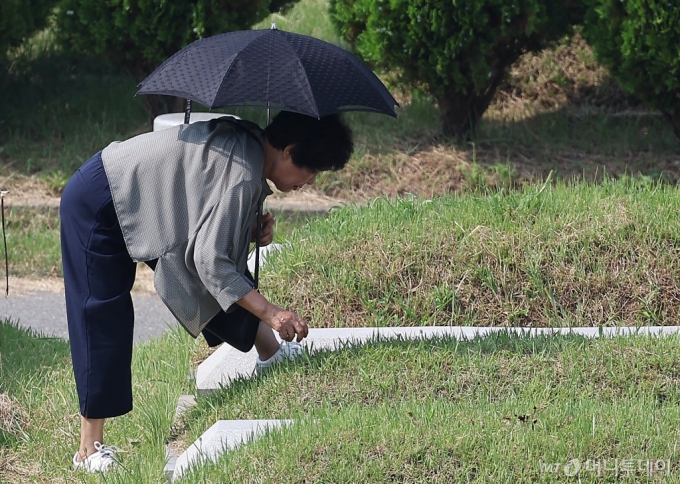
top-left (265, 111), bottom-right (353, 172)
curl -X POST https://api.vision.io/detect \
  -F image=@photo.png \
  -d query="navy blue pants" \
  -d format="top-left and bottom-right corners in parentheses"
top-left (61, 152), bottom-right (258, 419)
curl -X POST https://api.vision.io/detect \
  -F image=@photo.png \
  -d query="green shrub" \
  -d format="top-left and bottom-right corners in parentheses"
top-left (54, 0), bottom-right (300, 117)
top-left (330, 0), bottom-right (585, 137)
top-left (0, 0), bottom-right (58, 59)
top-left (581, 0), bottom-right (680, 140)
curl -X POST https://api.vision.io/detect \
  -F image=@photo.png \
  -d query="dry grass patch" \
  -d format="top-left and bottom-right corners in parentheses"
top-left (0, 393), bottom-right (29, 442)
top-left (0, 448), bottom-right (39, 483)
top-left (307, 33), bottom-right (679, 203)
top-left (0, 394), bottom-right (37, 483)
top-left (495, 32), bottom-right (634, 115)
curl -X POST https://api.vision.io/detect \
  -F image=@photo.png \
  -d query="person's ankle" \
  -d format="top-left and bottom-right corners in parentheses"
top-left (78, 443), bottom-right (100, 461)
top-left (257, 342), bottom-right (281, 362)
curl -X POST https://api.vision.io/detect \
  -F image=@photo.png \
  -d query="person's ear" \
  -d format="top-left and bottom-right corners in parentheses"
top-left (283, 144), bottom-right (296, 161)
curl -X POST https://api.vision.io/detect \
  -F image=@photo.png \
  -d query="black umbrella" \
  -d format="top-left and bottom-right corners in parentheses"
top-left (136, 25), bottom-right (398, 119)
top-left (137, 25), bottom-right (398, 288)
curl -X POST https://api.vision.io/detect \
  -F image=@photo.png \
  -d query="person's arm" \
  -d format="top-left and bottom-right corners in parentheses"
top-left (236, 289), bottom-right (308, 342)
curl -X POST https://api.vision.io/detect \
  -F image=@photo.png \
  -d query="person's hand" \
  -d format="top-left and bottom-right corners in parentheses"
top-left (267, 308), bottom-right (309, 342)
top-left (237, 291), bottom-right (308, 342)
top-left (251, 213), bottom-right (274, 246)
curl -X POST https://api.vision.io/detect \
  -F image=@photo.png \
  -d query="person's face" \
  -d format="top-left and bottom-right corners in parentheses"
top-left (269, 145), bottom-right (318, 192)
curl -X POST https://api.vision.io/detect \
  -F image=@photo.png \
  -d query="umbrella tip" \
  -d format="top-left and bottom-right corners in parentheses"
top-left (270, 23), bottom-right (277, 30)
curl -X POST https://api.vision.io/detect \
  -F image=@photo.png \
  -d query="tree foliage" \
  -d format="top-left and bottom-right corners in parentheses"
top-left (0, 0), bottom-right (59, 58)
top-left (54, 0), bottom-right (300, 117)
top-left (581, 0), bottom-right (680, 140)
top-left (330, 0), bottom-right (585, 137)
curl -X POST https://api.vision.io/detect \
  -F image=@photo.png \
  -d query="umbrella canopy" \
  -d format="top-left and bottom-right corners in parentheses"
top-left (136, 26), bottom-right (398, 118)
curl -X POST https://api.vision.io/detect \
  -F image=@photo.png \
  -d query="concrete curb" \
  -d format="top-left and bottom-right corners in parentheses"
top-left (194, 325), bottom-right (680, 394)
top-left (170, 419), bottom-right (293, 481)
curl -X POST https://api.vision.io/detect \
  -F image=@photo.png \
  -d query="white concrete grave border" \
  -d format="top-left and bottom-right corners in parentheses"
top-left (195, 325), bottom-right (680, 394)
top-left (171, 419), bottom-right (293, 480)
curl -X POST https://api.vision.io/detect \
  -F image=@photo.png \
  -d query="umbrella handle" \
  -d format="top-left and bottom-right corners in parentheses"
top-left (254, 200), bottom-right (262, 290)
top-left (256, 105), bottom-right (270, 291)
top-left (184, 99), bottom-right (192, 124)
top-left (1, 191), bottom-right (8, 296)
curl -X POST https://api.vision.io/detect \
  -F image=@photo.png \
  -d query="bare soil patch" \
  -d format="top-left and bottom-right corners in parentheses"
top-left (0, 175), bottom-right (60, 208)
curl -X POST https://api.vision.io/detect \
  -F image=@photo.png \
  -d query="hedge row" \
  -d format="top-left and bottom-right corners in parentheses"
top-left (330, 0), bottom-right (680, 139)
top-left (3, 1), bottom-right (679, 139)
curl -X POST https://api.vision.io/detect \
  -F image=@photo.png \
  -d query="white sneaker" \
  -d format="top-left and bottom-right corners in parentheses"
top-left (255, 341), bottom-right (304, 374)
top-left (72, 441), bottom-right (119, 473)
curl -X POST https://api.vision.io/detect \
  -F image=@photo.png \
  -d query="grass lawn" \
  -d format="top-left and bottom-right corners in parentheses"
top-left (2, 182), bottom-right (679, 481)
top-left (2, 183), bottom-right (680, 482)
top-left (261, 177), bottom-right (680, 329)
top-left (2, 320), bottom-right (680, 483)
top-left (0, 320), bottom-right (195, 483)
top-left (175, 331), bottom-right (680, 483)
top-left (6, 177), bottom-right (680, 328)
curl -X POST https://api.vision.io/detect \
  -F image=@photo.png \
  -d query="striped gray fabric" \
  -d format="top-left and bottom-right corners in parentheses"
top-left (102, 117), bottom-right (272, 337)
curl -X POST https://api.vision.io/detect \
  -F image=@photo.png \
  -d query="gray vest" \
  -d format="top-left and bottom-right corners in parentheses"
top-left (102, 118), bottom-right (271, 337)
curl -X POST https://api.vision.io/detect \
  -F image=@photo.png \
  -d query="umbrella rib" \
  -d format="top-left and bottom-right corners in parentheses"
top-left (212, 56), bottom-right (240, 108)
top-left (210, 31), bottom-right (266, 108)
top-left (276, 33), bottom-right (320, 118)
top-left (291, 57), bottom-right (320, 118)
